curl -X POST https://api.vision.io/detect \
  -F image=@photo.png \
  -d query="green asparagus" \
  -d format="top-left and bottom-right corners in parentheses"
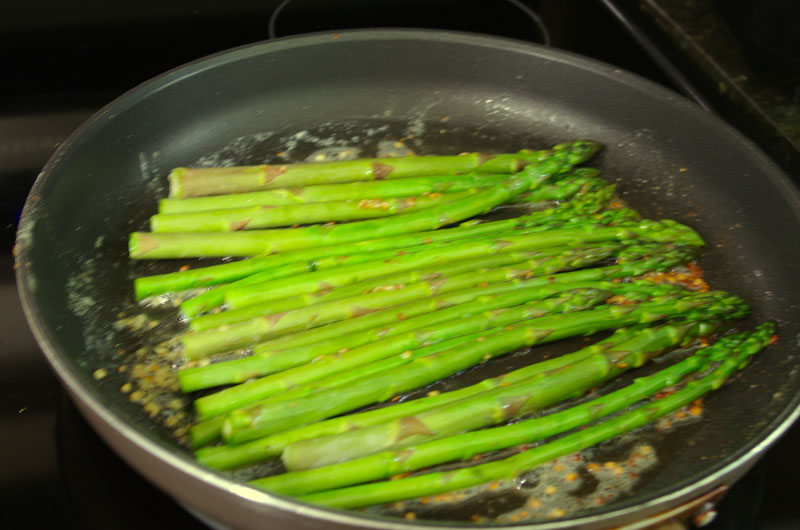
top-left (178, 245), bottom-right (695, 392)
top-left (255, 324), bottom-right (750, 493)
top-left (188, 244), bottom-right (616, 332)
top-left (167, 149), bottom-right (554, 197)
top-left (130, 141), bottom-right (602, 259)
top-left (296, 323), bottom-right (775, 508)
top-left (193, 321), bottom-right (716, 464)
top-left (190, 287), bottom-right (614, 418)
top-left (221, 291), bottom-right (747, 445)
top-left (134, 183), bottom-right (616, 300)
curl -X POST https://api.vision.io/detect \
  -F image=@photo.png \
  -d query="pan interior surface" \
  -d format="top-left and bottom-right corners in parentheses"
top-left (15, 30), bottom-right (800, 528)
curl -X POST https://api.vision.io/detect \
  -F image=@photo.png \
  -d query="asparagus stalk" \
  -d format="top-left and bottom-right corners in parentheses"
top-left (130, 141), bottom-right (602, 259)
top-left (158, 169), bottom-right (603, 214)
top-left (216, 291), bottom-right (608, 444)
top-left (193, 321), bottom-right (716, 463)
top-left (187, 282), bottom-right (688, 447)
top-left (221, 219), bottom-right (702, 311)
top-left (188, 244), bottom-right (617, 332)
top-left (178, 245), bottom-right (695, 392)
top-left (167, 149), bottom-right (554, 198)
top-left (150, 191), bottom-right (474, 233)
top-left (178, 201), bottom-right (630, 317)
top-left (261, 325), bottom-right (745, 490)
top-left (158, 174), bottom-right (508, 213)
top-left (295, 323), bottom-right (776, 508)
top-left (134, 184), bottom-right (616, 299)
top-left (241, 325), bottom-right (515, 409)
top-left (181, 244), bottom-right (620, 359)
top-left (221, 291), bottom-right (747, 445)
top-left (190, 286), bottom-right (616, 418)
top-left (279, 320), bottom-right (702, 471)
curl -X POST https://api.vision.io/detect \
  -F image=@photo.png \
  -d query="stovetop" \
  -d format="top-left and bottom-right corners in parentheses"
top-left (1, 1), bottom-right (799, 528)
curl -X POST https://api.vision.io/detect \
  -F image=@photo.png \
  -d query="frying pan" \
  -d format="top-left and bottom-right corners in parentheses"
top-left (15, 30), bottom-right (800, 529)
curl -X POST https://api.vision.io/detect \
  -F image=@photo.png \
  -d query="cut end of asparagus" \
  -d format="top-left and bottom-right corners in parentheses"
top-left (167, 168), bottom-right (186, 198)
top-left (129, 232), bottom-right (159, 260)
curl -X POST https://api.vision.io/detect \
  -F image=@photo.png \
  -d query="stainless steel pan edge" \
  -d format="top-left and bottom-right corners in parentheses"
top-left (16, 29), bottom-right (800, 529)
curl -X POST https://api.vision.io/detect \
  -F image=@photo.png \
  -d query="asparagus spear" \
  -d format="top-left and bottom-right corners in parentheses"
top-left (150, 191), bottom-right (475, 233)
top-left (130, 141), bottom-right (602, 259)
top-left (158, 174), bottom-right (506, 213)
top-left (189, 286), bottom-right (616, 418)
top-left (221, 219), bottom-right (703, 311)
top-left (191, 289), bottom-right (608, 453)
top-left (178, 245), bottom-right (695, 392)
top-left (188, 244), bottom-right (617, 332)
top-left (193, 321), bottom-right (716, 463)
top-left (221, 291), bottom-right (747, 445)
top-left (158, 169), bottom-right (603, 214)
top-left (259, 325), bottom-right (747, 491)
top-left (181, 244), bottom-right (621, 359)
top-left (240, 325), bottom-right (515, 409)
top-left (278, 320), bottom-right (703, 471)
top-left (295, 323), bottom-right (775, 508)
top-left (290, 324), bottom-right (774, 508)
top-left (178, 201), bottom-right (630, 317)
top-left (134, 184), bottom-right (616, 299)
top-left (167, 149), bottom-right (553, 198)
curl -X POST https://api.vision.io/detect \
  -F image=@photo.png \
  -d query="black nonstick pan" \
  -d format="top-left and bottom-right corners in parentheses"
top-left (15, 30), bottom-right (800, 529)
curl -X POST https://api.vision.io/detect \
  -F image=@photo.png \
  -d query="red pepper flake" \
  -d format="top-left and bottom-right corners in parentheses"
top-left (404, 512), bottom-right (416, 521)
top-left (488, 481), bottom-right (500, 491)
top-left (396, 313), bottom-right (407, 321)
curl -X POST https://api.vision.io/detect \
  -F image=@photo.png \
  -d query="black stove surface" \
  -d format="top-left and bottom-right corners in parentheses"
top-left (1, 1), bottom-right (799, 528)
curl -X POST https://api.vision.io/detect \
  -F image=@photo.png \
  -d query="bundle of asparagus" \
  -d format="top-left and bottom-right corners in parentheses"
top-left (125, 140), bottom-right (775, 522)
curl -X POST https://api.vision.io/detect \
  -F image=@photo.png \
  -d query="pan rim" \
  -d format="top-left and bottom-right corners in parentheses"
top-left (15, 28), bottom-right (800, 529)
